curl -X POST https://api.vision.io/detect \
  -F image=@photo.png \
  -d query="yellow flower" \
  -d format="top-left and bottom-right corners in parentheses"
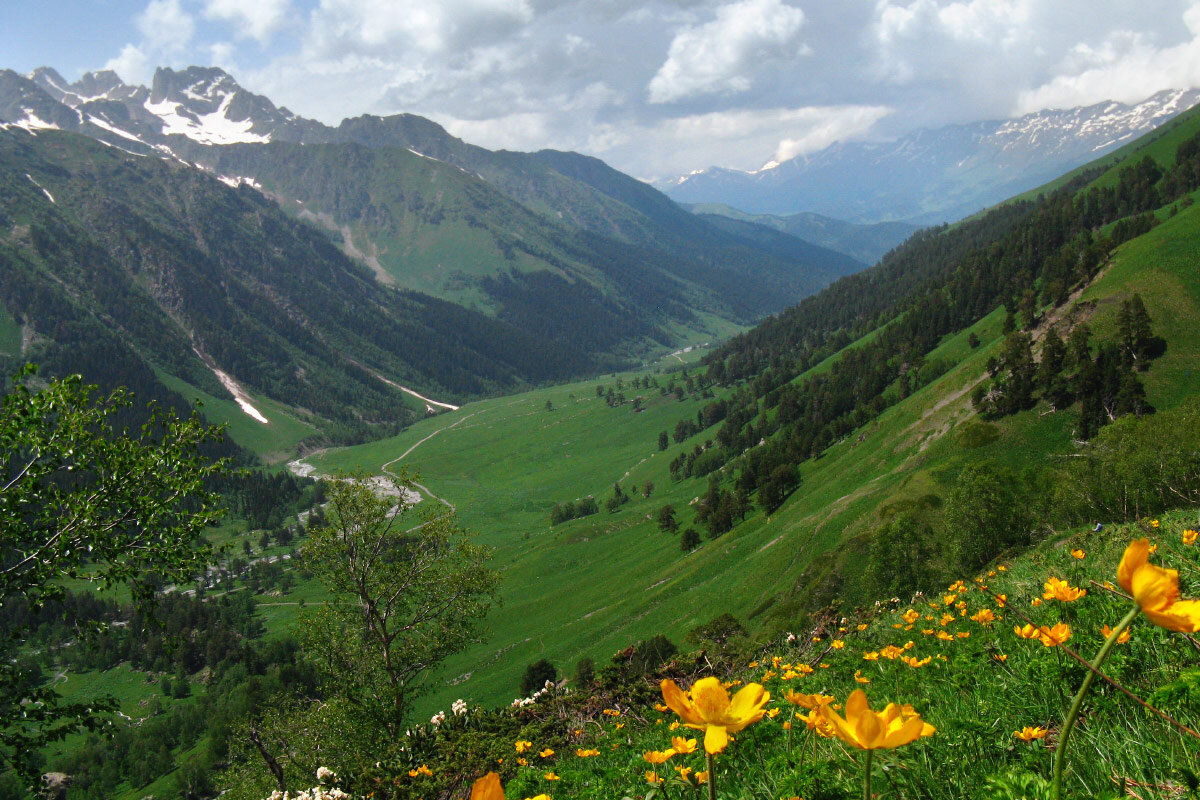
top-left (832, 639), bottom-right (846, 649)
top-left (470, 772), bottom-right (504, 800)
top-left (971, 609), bottom-right (997, 625)
top-left (645, 771), bottom-right (663, 785)
top-left (1183, 529), bottom-right (1198, 546)
top-left (542, 773), bottom-right (560, 782)
top-left (1070, 549), bottom-right (1086, 559)
top-left (1031, 598), bottom-right (1043, 607)
top-left (1014, 726), bottom-right (1048, 742)
top-left (880, 645), bottom-right (905, 660)
top-left (1038, 623), bottom-right (1072, 647)
top-left (409, 764), bottom-right (433, 777)
top-left (1043, 577), bottom-right (1087, 602)
top-left (575, 748), bottom-right (599, 757)
top-left (902, 609), bottom-right (920, 624)
top-left (695, 771), bottom-right (709, 784)
top-left (784, 690), bottom-right (834, 709)
top-left (853, 670), bottom-right (871, 684)
top-left (674, 765), bottom-right (692, 780)
top-left (1100, 624), bottom-right (1131, 644)
top-left (671, 736), bottom-right (698, 753)
top-left (902, 655), bottom-right (932, 668)
top-left (767, 708), bottom-right (781, 718)
top-left (936, 631), bottom-right (954, 642)
top-left (862, 651), bottom-right (880, 661)
top-left (538, 748), bottom-right (554, 759)
top-left (1117, 538), bottom-right (1200, 631)
top-left (995, 594), bottom-right (1007, 608)
top-left (993, 653), bottom-right (1008, 662)
top-left (1015, 623), bottom-right (1041, 640)
top-left (515, 741), bottom-right (532, 753)
top-left (857, 623), bottom-right (869, 631)
top-left (1151, 519), bottom-right (1160, 528)
top-left (654, 703), bottom-right (670, 712)
top-left (956, 631), bottom-right (971, 639)
top-left (516, 758), bottom-right (528, 766)
top-left (660, 677), bottom-right (770, 754)
top-left (816, 690), bottom-right (934, 750)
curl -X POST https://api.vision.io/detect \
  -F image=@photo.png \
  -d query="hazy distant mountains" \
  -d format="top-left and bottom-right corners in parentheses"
top-left (659, 89), bottom-right (1200, 224)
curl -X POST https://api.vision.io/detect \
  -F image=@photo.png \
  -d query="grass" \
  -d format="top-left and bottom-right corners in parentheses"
top-left (490, 512), bottom-right (1200, 800)
top-left (153, 366), bottom-right (321, 463)
top-left (287, 173), bottom-right (1200, 725)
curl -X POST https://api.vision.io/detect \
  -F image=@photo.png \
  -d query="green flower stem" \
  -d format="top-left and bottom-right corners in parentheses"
top-left (1051, 603), bottom-right (1140, 800)
top-left (706, 752), bottom-right (717, 800)
top-left (863, 748), bottom-right (875, 800)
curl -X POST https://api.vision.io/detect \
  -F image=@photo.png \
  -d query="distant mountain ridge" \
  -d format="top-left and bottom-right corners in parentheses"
top-left (658, 89), bottom-right (1200, 224)
top-left (1, 65), bottom-right (864, 325)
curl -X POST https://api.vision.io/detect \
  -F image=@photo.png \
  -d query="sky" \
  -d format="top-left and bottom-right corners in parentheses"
top-left (4, 0), bottom-right (1200, 180)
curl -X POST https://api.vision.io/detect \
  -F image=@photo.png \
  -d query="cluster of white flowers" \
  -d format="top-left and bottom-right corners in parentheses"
top-left (263, 767), bottom-right (352, 799)
top-left (451, 698), bottom-right (468, 716)
top-left (264, 789), bottom-right (351, 800)
top-left (510, 680), bottom-right (557, 708)
top-left (430, 710), bottom-right (447, 726)
top-left (785, 631), bottom-right (796, 643)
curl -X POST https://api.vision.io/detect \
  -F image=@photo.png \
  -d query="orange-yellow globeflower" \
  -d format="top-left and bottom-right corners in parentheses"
top-left (1015, 726), bottom-right (1048, 742)
top-left (660, 677), bottom-right (770, 754)
top-left (470, 773), bottom-right (504, 800)
top-left (817, 690), bottom-right (934, 800)
top-left (1043, 577), bottom-right (1087, 602)
top-left (817, 690), bottom-right (934, 750)
top-left (1118, 538), bottom-right (1200, 632)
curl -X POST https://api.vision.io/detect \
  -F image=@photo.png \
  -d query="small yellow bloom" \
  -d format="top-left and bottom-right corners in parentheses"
top-left (542, 773), bottom-right (560, 782)
top-left (1014, 624), bottom-right (1041, 640)
top-left (674, 765), bottom-right (692, 780)
top-left (1038, 623), bottom-right (1071, 647)
top-left (1014, 726), bottom-right (1048, 742)
top-left (784, 690), bottom-right (834, 709)
top-left (1070, 549), bottom-right (1086, 559)
top-left (1043, 576), bottom-right (1087, 602)
top-left (811, 635), bottom-right (822, 643)
top-left (936, 631), bottom-right (954, 641)
top-left (1118, 539), bottom-right (1200, 631)
top-left (1183, 529), bottom-right (1198, 546)
top-left (862, 651), bottom-right (880, 661)
top-left (767, 708), bottom-right (781, 718)
top-left (654, 703), bottom-right (670, 712)
top-left (902, 609), bottom-right (920, 624)
top-left (956, 631), bottom-right (971, 639)
top-left (516, 758), bottom-right (528, 766)
top-left (854, 670), bottom-right (871, 684)
top-left (817, 690), bottom-right (934, 750)
top-left (660, 677), bottom-right (771, 754)
top-left (1100, 624), bottom-right (1131, 644)
top-left (1031, 598), bottom-right (1043, 607)
top-left (782, 721), bottom-right (792, 730)
top-left (993, 653), bottom-right (1008, 662)
top-left (857, 623), bottom-right (869, 631)
top-left (695, 771), bottom-right (709, 785)
top-left (1151, 519), bottom-right (1160, 528)
top-left (670, 736), bottom-right (697, 753)
top-left (515, 741), bottom-right (532, 753)
top-left (575, 748), bottom-right (599, 757)
top-left (538, 748), bottom-right (554, 759)
top-left (645, 771), bottom-right (663, 785)
top-left (995, 594), bottom-right (1007, 608)
top-left (902, 655), bottom-right (932, 668)
top-left (643, 749), bottom-right (675, 765)
top-left (831, 639), bottom-right (846, 649)
top-left (998, 565), bottom-right (1008, 572)
top-left (668, 721), bottom-right (680, 731)
top-left (971, 609), bottom-right (997, 625)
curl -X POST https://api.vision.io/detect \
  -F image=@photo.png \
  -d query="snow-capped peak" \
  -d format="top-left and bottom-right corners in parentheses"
top-left (144, 90), bottom-right (271, 146)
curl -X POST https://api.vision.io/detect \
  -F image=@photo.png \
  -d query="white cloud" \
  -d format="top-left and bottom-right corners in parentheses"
top-left (204, 0), bottom-right (292, 43)
top-left (1017, 23), bottom-right (1200, 112)
top-left (648, 0), bottom-right (807, 103)
top-left (306, 0), bottom-right (535, 56)
top-left (104, 44), bottom-right (151, 85)
top-left (136, 0), bottom-right (195, 53)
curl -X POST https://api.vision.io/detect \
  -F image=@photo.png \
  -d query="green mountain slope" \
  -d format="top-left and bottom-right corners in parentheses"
top-left (292, 94), bottom-right (1200, 716)
top-left (0, 129), bottom-right (619, 448)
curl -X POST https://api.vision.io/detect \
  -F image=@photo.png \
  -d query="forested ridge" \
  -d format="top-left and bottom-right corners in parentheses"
top-left (671, 115), bottom-right (1200, 511)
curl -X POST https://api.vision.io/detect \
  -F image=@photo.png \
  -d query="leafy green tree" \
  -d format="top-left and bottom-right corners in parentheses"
top-left (680, 527), bottom-right (701, 552)
top-left (1, 365), bottom-right (228, 781)
top-left (656, 504), bottom-right (679, 534)
top-left (658, 431), bottom-right (669, 450)
top-left (298, 475), bottom-right (497, 738)
top-left (520, 659), bottom-right (557, 696)
top-left (944, 463), bottom-right (1031, 572)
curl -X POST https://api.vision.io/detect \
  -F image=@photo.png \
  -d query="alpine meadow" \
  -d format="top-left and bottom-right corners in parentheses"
top-left (4, 5), bottom-right (1200, 800)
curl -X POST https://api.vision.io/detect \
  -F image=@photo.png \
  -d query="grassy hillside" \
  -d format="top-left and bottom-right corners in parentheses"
top-left (290, 125), bottom-right (1200, 723)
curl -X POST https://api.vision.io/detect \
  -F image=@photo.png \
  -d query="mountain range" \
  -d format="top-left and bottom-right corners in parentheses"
top-left (0, 65), bottom-right (868, 449)
top-left (659, 89), bottom-right (1200, 224)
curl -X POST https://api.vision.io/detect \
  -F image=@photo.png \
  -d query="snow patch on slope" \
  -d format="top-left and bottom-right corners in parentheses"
top-left (24, 174), bottom-right (54, 204)
top-left (145, 91), bottom-right (269, 145)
